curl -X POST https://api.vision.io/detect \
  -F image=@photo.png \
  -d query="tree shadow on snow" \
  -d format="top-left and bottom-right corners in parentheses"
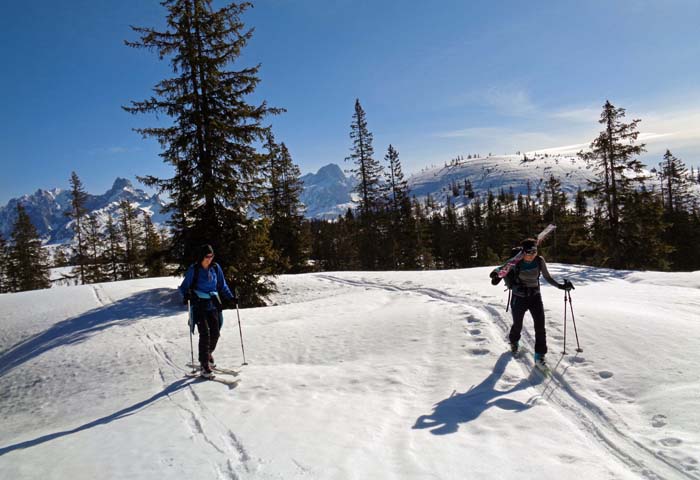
top-left (0, 288), bottom-right (183, 377)
top-left (547, 264), bottom-right (632, 287)
top-left (0, 377), bottom-right (195, 456)
top-left (413, 352), bottom-right (539, 435)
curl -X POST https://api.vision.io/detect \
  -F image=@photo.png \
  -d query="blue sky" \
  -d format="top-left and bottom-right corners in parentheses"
top-left (2, 0), bottom-right (700, 203)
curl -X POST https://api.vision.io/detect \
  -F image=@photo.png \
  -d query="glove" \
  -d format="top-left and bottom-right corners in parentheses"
top-left (560, 280), bottom-right (574, 291)
top-left (182, 289), bottom-right (194, 305)
top-left (489, 270), bottom-right (502, 286)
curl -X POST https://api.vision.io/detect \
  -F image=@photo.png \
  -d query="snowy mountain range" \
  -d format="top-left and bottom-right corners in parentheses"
top-left (0, 154), bottom-right (601, 244)
top-left (0, 178), bottom-right (168, 244)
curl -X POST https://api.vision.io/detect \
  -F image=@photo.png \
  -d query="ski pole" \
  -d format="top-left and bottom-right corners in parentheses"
top-left (234, 288), bottom-right (248, 365)
top-left (562, 290), bottom-right (568, 354)
top-left (188, 299), bottom-right (196, 373)
top-left (567, 290), bottom-right (583, 353)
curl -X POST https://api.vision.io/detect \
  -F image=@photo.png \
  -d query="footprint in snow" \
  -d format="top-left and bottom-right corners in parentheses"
top-left (651, 414), bottom-right (667, 428)
top-left (659, 437), bottom-right (683, 447)
top-left (469, 348), bottom-right (490, 356)
top-left (469, 329), bottom-right (482, 336)
top-left (598, 371), bottom-right (614, 380)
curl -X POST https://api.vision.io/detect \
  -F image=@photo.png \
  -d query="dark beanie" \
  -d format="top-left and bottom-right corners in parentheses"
top-left (520, 238), bottom-right (537, 250)
top-left (197, 244), bottom-right (214, 261)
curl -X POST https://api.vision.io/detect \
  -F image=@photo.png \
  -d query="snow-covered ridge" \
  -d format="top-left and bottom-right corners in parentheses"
top-left (407, 154), bottom-right (596, 205)
top-left (0, 266), bottom-right (698, 479)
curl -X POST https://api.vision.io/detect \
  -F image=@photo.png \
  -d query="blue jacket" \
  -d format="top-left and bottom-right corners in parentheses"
top-left (179, 262), bottom-right (235, 309)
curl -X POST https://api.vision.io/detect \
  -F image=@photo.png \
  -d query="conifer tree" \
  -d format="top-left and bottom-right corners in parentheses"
top-left (384, 145), bottom-right (409, 213)
top-left (104, 216), bottom-right (124, 282)
top-left (658, 150), bottom-right (692, 214)
top-left (0, 233), bottom-right (8, 293)
top-left (346, 99), bottom-right (384, 216)
top-left (67, 172), bottom-right (89, 284)
top-left (83, 213), bottom-right (105, 283)
top-left (119, 201), bottom-right (142, 280)
top-left (262, 134), bottom-right (309, 273)
top-left (579, 101), bottom-right (647, 267)
top-left (125, 0), bottom-right (282, 305)
top-left (7, 205), bottom-right (51, 292)
top-left (143, 215), bottom-right (167, 277)
top-left (345, 99), bottom-right (385, 269)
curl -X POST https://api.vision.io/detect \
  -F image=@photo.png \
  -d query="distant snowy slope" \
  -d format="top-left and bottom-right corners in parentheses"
top-left (407, 154), bottom-right (596, 205)
top-left (1, 266), bottom-right (698, 479)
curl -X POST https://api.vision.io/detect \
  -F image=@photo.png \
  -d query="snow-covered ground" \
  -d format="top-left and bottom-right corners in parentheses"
top-left (1, 266), bottom-right (699, 479)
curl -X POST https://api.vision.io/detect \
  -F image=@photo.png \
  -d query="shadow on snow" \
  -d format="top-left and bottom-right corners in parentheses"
top-left (0, 377), bottom-right (199, 456)
top-left (0, 288), bottom-right (182, 377)
top-left (413, 352), bottom-right (540, 435)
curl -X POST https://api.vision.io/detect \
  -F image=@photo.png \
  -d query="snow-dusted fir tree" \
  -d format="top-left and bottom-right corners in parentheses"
top-left (125, 0), bottom-right (282, 305)
top-left (6, 205), bottom-right (50, 292)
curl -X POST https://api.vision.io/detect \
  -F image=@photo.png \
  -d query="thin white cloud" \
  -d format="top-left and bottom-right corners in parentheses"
top-left (87, 146), bottom-right (141, 156)
top-left (450, 85), bottom-right (537, 117)
top-left (436, 100), bottom-right (700, 161)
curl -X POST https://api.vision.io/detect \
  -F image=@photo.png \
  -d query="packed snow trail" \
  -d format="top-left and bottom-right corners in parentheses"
top-left (318, 272), bottom-right (700, 480)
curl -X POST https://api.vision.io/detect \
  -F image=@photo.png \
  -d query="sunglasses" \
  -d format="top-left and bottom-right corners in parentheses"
top-left (204, 254), bottom-right (215, 259)
top-left (524, 249), bottom-right (537, 255)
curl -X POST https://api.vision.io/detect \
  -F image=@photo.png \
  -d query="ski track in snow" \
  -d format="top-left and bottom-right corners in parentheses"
top-left (316, 273), bottom-right (699, 480)
top-left (141, 330), bottom-right (253, 479)
top-left (88, 286), bottom-right (254, 480)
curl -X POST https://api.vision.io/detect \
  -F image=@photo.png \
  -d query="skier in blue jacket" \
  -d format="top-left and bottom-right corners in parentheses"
top-left (179, 244), bottom-right (235, 377)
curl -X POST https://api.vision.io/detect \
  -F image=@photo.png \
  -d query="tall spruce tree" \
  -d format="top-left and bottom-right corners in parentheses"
top-left (104, 216), bottom-right (124, 282)
top-left (119, 200), bottom-right (142, 280)
top-left (383, 144), bottom-right (414, 268)
top-left (579, 101), bottom-right (647, 267)
top-left (346, 99), bottom-right (384, 216)
top-left (143, 215), bottom-right (167, 277)
top-left (83, 213), bottom-right (106, 283)
top-left (67, 172), bottom-right (89, 284)
top-left (262, 133), bottom-right (308, 273)
top-left (125, 0), bottom-right (282, 306)
top-left (658, 149), bottom-right (693, 214)
top-left (7, 204), bottom-right (51, 292)
top-left (345, 99), bottom-right (385, 269)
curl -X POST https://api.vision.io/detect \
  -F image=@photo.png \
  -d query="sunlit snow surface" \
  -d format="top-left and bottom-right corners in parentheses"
top-left (1, 266), bottom-right (699, 479)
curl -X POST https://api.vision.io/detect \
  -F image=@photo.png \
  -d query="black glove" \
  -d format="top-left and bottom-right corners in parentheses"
top-left (489, 270), bottom-right (502, 286)
top-left (183, 289), bottom-right (195, 305)
top-left (560, 279), bottom-right (574, 291)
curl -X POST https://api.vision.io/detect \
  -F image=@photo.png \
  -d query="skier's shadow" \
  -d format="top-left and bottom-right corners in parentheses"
top-left (0, 377), bottom-right (195, 456)
top-left (413, 352), bottom-right (539, 435)
top-left (0, 287), bottom-right (182, 377)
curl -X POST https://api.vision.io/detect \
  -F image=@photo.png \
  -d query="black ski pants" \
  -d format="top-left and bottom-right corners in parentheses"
top-left (509, 293), bottom-right (548, 355)
top-left (194, 305), bottom-right (221, 368)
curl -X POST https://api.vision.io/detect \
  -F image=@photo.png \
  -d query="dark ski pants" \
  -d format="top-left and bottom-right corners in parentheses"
top-left (194, 307), bottom-right (221, 368)
top-left (509, 293), bottom-right (548, 355)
